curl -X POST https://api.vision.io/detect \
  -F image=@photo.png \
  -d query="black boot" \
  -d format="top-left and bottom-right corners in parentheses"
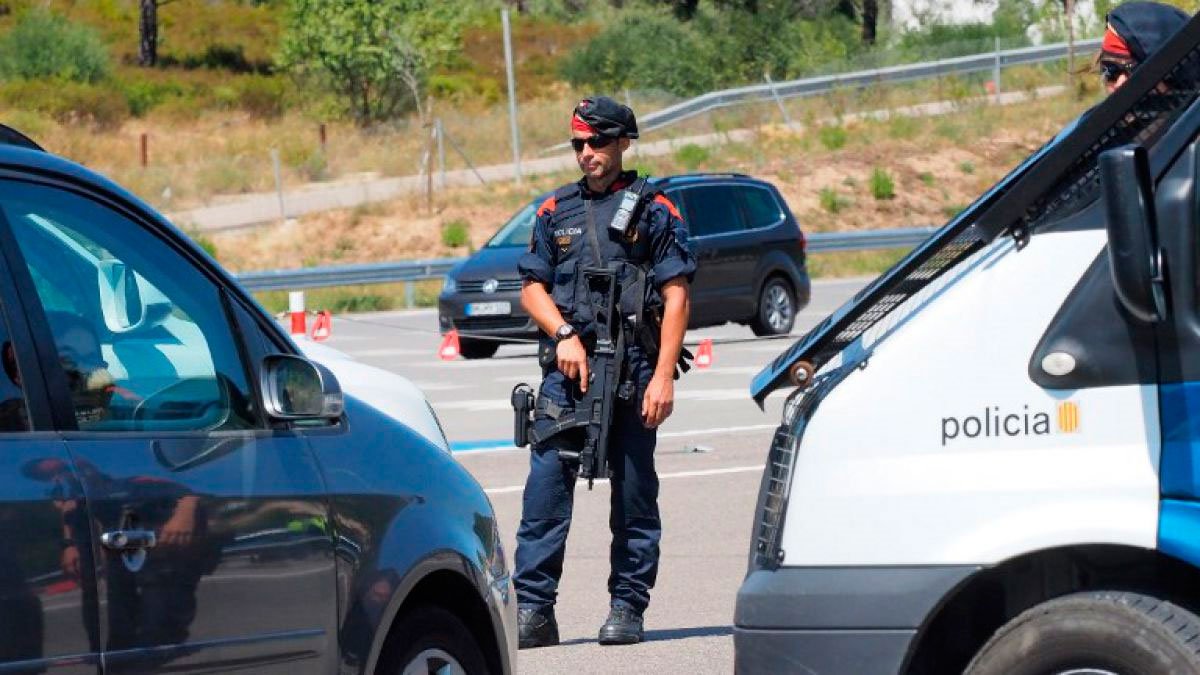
top-left (518, 606), bottom-right (560, 649)
top-left (598, 605), bottom-right (644, 645)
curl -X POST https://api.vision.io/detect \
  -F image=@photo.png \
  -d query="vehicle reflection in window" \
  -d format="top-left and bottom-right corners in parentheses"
top-left (2, 186), bottom-right (258, 432)
top-left (23, 455), bottom-right (212, 656)
top-left (0, 341), bottom-right (28, 431)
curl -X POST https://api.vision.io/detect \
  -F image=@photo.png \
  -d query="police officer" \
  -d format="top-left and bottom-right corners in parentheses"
top-left (513, 96), bottom-right (695, 648)
top-left (1097, 2), bottom-right (1190, 93)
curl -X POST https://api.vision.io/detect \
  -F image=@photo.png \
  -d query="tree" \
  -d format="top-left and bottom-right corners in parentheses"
top-left (280, 0), bottom-right (433, 125)
top-left (139, 0), bottom-right (183, 67)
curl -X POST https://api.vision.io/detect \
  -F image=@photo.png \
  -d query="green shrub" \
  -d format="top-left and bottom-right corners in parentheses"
top-left (918, 172), bottom-right (935, 186)
top-left (959, 161), bottom-right (976, 174)
top-left (0, 80), bottom-right (128, 128)
top-left (675, 143), bottom-right (710, 172)
top-left (560, 11), bottom-right (716, 96)
top-left (235, 76), bottom-right (288, 118)
top-left (942, 204), bottom-right (967, 218)
top-left (870, 167), bottom-right (895, 200)
top-left (818, 125), bottom-right (847, 151)
top-left (441, 219), bottom-right (469, 248)
top-left (888, 115), bottom-right (919, 140)
top-left (0, 9), bottom-right (110, 83)
top-left (120, 79), bottom-right (187, 117)
top-left (819, 188), bottom-right (848, 213)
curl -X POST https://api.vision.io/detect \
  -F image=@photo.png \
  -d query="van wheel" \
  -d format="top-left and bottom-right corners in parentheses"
top-left (751, 277), bottom-right (796, 336)
top-left (384, 605), bottom-right (488, 675)
top-left (459, 339), bottom-right (499, 360)
top-left (965, 591), bottom-right (1200, 675)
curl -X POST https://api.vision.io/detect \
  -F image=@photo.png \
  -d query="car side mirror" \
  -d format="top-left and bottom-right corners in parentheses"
top-left (97, 261), bottom-right (173, 334)
top-left (1100, 144), bottom-right (1167, 323)
top-left (261, 355), bottom-right (344, 421)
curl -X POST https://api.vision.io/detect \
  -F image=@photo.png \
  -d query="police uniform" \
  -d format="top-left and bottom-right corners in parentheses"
top-left (513, 167), bottom-right (695, 623)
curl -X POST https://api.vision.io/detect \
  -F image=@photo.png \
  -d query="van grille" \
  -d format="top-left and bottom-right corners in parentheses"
top-left (753, 363), bottom-right (854, 569)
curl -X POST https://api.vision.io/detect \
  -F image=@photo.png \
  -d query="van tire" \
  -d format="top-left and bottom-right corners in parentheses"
top-left (382, 604), bottom-right (489, 675)
top-left (965, 591), bottom-right (1200, 675)
top-left (459, 339), bottom-right (499, 360)
top-left (751, 276), bottom-right (796, 336)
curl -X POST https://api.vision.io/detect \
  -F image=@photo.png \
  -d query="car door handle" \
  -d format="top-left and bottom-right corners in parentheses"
top-left (101, 529), bottom-right (157, 551)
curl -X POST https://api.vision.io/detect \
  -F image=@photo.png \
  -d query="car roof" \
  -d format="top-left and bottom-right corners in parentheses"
top-left (527, 172), bottom-right (771, 205)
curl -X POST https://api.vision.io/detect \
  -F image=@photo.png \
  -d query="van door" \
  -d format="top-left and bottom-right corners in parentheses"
top-left (1149, 137), bottom-right (1200, 565)
top-left (0, 179), bottom-right (338, 674)
top-left (0, 233), bottom-right (98, 674)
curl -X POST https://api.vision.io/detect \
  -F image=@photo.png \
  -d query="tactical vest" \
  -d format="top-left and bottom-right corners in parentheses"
top-left (545, 177), bottom-right (662, 337)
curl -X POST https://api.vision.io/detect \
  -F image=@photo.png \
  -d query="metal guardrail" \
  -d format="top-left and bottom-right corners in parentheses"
top-left (235, 227), bottom-right (938, 292)
top-left (639, 39), bottom-right (1100, 132)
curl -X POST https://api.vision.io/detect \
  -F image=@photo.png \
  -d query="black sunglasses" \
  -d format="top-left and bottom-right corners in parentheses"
top-left (570, 135), bottom-right (616, 152)
top-left (1099, 60), bottom-right (1136, 84)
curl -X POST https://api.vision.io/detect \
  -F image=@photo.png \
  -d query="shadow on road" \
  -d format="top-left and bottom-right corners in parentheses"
top-left (558, 624), bottom-right (733, 646)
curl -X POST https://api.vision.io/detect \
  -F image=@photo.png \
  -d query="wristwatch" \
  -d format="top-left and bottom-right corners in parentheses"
top-left (554, 323), bottom-right (577, 342)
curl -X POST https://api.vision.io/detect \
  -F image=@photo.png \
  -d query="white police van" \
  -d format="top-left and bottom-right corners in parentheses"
top-left (737, 14), bottom-right (1200, 675)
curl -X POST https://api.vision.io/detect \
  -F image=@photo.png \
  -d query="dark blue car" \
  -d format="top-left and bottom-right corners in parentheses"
top-left (438, 173), bottom-right (810, 358)
top-left (0, 127), bottom-right (515, 674)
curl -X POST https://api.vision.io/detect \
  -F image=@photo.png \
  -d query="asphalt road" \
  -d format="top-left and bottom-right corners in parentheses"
top-left (314, 277), bottom-right (867, 674)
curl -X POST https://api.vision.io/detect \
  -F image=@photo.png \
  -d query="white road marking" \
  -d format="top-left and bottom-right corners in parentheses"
top-left (433, 387), bottom-right (755, 411)
top-left (454, 423), bottom-right (777, 455)
top-left (351, 347), bottom-right (430, 357)
top-left (484, 463), bottom-right (765, 494)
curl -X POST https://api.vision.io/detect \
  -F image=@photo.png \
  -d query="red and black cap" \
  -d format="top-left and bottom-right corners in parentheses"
top-left (571, 96), bottom-right (639, 139)
top-left (1106, 1), bottom-right (1190, 63)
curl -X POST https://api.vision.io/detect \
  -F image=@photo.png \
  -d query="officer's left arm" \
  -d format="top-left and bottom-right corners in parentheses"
top-left (642, 195), bottom-right (696, 429)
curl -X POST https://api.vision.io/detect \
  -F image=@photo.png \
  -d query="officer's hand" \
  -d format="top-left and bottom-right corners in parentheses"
top-left (642, 374), bottom-right (674, 428)
top-left (557, 336), bottom-right (589, 393)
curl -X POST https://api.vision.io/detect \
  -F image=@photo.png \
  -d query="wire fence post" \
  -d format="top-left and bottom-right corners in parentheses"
top-left (140, 133), bottom-right (149, 167)
top-left (270, 148), bottom-right (286, 222)
top-left (764, 71), bottom-right (792, 125)
top-left (502, 8), bottom-right (522, 184)
top-left (436, 118), bottom-right (446, 190)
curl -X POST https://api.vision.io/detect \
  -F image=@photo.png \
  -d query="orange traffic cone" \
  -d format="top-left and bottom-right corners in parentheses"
top-left (696, 338), bottom-right (713, 369)
top-left (438, 330), bottom-right (460, 361)
top-left (310, 311), bottom-right (332, 341)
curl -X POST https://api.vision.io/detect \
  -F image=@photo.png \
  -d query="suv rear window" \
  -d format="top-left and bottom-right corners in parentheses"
top-left (682, 185), bottom-right (745, 237)
top-left (740, 186), bottom-right (784, 229)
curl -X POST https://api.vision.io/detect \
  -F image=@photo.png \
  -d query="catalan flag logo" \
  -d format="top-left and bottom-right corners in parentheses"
top-left (1057, 401), bottom-right (1080, 433)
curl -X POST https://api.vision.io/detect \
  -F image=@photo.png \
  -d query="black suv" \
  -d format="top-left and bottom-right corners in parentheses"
top-left (438, 173), bottom-right (810, 358)
top-left (0, 128), bottom-right (515, 674)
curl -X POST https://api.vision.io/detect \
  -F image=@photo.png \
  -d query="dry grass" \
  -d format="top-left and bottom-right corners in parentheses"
top-left (209, 81), bottom-right (1096, 283)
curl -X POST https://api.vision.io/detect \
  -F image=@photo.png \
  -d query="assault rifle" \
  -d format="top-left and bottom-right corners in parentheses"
top-left (512, 265), bottom-right (635, 489)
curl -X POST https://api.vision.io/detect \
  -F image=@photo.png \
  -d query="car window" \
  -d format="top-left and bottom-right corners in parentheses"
top-left (739, 186), bottom-right (785, 229)
top-left (0, 306), bottom-right (28, 432)
top-left (486, 202), bottom-right (536, 248)
top-left (1, 181), bottom-right (258, 432)
top-left (682, 185), bottom-right (746, 237)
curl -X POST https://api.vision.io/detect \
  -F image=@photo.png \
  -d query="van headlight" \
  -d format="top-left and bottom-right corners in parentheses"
top-left (442, 276), bottom-right (457, 294)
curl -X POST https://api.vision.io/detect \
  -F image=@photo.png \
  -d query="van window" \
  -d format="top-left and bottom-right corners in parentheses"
top-left (739, 186), bottom-right (784, 229)
top-left (682, 185), bottom-right (746, 237)
top-left (1, 181), bottom-right (258, 432)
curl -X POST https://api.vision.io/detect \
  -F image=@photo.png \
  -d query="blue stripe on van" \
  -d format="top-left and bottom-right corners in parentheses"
top-left (1159, 383), bottom-right (1200, 566)
top-left (1159, 500), bottom-right (1200, 567)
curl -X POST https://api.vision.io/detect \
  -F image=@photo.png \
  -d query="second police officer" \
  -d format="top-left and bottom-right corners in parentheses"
top-left (513, 96), bottom-right (696, 648)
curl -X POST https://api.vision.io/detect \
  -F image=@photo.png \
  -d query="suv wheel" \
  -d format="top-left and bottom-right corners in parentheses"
top-left (751, 277), bottom-right (796, 336)
top-left (385, 605), bottom-right (488, 675)
top-left (459, 338), bottom-right (499, 360)
top-left (965, 591), bottom-right (1200, 675)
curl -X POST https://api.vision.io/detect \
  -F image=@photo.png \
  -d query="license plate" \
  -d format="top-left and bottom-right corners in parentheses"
top-left (465, 302), bottom-right (511, 317)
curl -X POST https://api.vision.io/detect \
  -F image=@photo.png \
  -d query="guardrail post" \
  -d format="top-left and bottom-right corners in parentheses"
top-left (405, 281), bottom-right (415, 309)
top-left (994, 37), bottom-right (1002, 104)
top-left (764, 71), bottom-right (792, 126)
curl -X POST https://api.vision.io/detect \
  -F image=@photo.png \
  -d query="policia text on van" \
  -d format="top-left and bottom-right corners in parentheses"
top-left (736, 9), bottom-right (1200, 675)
